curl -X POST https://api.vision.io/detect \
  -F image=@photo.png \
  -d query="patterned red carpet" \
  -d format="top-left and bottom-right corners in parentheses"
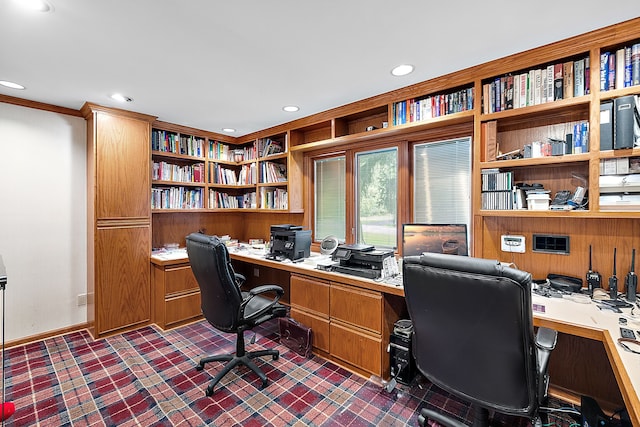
top-left (3, 319), bottom-right (579, 426)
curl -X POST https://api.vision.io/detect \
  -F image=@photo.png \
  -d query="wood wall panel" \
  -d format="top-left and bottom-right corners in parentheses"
top-left (481, 217), bottom-right (640, 282)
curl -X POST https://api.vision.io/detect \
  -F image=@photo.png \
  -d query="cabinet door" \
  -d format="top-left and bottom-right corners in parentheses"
top-left (330, 283), bottom-right (382, 334)
top-left (290, 274), bottom-right (329, 316)
top-left (95, 112), bottom-right (150, 219)
top-left (95, 226), bottom-right (150, 334)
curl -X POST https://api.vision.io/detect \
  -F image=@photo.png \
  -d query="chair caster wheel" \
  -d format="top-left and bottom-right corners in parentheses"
top-left (261, 379), bottom-right (268, 389)
top-left (196, 365), bottom-right (204, 371)
top-left (272, 354), bottom-right (279, 361)
top-left (205, 386), bottom-right (214, 397)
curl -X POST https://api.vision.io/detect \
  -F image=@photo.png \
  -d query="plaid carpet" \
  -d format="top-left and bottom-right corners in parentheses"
top-left (2, 319), bottom-right (580, 426)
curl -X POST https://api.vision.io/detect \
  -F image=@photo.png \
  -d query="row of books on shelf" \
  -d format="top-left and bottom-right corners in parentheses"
top-left (209, 163), bottom-right (258, 185)
top-left (151, 187), bottom-right (204, 210)
top-left (151, 130), bottom-right (205, 157)
top-left (257, 137), bottom-right (286, 157)
top-left (392, 87), bottom-right (474, 125)
top-left (261, 161), bottom-right (287, 183)
top-left (208, 141), bottom-right (236, 161)
top-left (600, 42), bottom-right (640, 91)
top-left (152, 161), bottom-right (205, 183)
top-left (482, 56), bottom-right (590, 114)
top-left (260, 187), bottom-right (288, 210)
top-left (208, 190), bottom-right (257, 209)
top-left (523, 122), bottom-right (589, 158)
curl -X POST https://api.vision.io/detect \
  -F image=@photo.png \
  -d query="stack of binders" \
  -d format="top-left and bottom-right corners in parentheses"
top-left (601, 95), bottom-right (640, 150)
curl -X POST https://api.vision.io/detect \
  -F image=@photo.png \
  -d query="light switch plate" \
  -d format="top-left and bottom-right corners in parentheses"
top-left (501, 235), bottom-right (526, 253)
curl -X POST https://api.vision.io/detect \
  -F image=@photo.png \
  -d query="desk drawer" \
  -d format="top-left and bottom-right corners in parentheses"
top-left (330, 283), bottom-right (382, 334)
top-left (165, 291), bottom-right (201, 327)
top-left (290, 274), bottom-right (330, 316)
top-left (330, 320), bottom-right (382, 377)
top-left (290, 308), bottom-right (330, 353)
top-left (164, 265), bottom-right (199, 295)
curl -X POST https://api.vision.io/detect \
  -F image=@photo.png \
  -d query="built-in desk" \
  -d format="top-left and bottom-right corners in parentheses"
top-left (151, 248), bottom-right (640, 426)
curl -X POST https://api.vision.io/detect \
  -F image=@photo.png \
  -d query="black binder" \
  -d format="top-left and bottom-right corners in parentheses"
top-left (600, 100), bottom-right (613, 151)
top-left (614, 95), bottom-right (636, 149)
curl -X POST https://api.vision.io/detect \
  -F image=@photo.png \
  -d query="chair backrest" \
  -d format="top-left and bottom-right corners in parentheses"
top-left (186, 233), bottom-right (243, 333)
top-left (403, 253), bottom-right (538, 418)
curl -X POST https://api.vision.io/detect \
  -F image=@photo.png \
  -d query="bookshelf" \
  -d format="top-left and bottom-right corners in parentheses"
top-left (151, 128), bottom-right (207, 211)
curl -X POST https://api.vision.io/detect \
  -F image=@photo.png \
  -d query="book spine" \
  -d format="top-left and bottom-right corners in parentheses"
top-left (600, 52), bottom-right (610, 91)
top-left (574, 59), bottom-right (585, 97)
top-left (546, 65), bottom-right (555, 103)
top-left (616, 48), bottom-right (626, 90)
top-left (625, 46), bottom-right (633, 87)
top-left (554, 63), bottom-right (563, 100)
top-left (632, 43), bottom-right (640, 86)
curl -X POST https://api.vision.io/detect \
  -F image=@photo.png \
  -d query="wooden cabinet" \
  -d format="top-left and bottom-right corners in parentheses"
top-left (289, 273), bottom-right (398, 378)
top-left (82, 103), bottom-right (156, 338)
top-left (151, 258), bottom-right (202, 329)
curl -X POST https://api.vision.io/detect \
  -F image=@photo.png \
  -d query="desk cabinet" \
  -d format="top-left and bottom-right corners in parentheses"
top-left (151, 260), bottom-right (202, 329)
top-left (290, 273), bottom-right (398, 378)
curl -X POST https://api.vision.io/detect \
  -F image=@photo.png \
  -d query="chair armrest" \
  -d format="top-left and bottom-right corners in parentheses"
top-left (240, 284), bottom-right (285, 322)
top-left (234, 273), bottom-right (246, 287)
top-left (536, 327), bottom-right (557, 351)
top-left (535, 327), bottom-right (557, 404)
top-left (249, 284), bottom-right (284, 297)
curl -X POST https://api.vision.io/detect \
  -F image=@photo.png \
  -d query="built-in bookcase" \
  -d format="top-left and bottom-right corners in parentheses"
top-left (151, 129), bottom-right (207, 211)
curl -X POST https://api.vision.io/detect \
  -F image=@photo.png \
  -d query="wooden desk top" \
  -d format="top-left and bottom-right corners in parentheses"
top-left (151, 248), bottom-right (639, 425)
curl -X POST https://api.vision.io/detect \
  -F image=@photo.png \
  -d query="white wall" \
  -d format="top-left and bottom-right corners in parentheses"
top-left (0, 102), bottom-right (87, 341)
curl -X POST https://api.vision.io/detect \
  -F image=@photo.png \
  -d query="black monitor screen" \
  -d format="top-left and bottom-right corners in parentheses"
top-left (402, 224), bottom-right (468, 257)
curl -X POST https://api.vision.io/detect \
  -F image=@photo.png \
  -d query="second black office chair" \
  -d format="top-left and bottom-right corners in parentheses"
top-left (186, 232), bottom-right (287, 396)
top-left (403, 253), bottom-right (557, 427)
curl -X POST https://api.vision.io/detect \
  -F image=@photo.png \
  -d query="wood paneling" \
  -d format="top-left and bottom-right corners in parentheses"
top-left (481, 217), bottom-right (640, 283)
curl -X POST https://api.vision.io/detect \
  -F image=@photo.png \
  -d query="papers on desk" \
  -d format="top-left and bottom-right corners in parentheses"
top-left (151, 248), bottom-right (188, 261)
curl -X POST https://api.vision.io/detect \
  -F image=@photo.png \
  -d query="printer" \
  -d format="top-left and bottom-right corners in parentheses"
top-left (267, 224), bottom-right (311, 262)
top-left (330, 243), bottom-right (394, 279)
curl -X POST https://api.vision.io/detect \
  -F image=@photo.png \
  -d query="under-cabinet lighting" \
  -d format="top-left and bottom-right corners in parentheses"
top-left (391, 64), bottom-right (414, 76)
top-left (0, 80), bottom-right (26, 90)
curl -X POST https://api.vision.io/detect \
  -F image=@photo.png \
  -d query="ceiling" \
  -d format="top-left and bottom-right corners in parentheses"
top-left (2, 1), bottom-right (640, 137)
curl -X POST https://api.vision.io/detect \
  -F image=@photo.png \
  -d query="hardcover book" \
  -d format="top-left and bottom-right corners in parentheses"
top-left (553, 64), bottom-right (563, 100)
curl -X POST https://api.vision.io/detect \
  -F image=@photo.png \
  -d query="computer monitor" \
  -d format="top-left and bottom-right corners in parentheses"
top-left (402, 224), bottom-right (468, 257)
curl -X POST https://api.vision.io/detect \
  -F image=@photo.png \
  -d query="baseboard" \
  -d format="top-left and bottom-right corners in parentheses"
top-left (5, 322), bottom-right (90, 348)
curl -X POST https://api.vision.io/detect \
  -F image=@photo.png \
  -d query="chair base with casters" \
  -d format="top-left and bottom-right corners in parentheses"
top-left (196, 325), bottom-right (280, 396)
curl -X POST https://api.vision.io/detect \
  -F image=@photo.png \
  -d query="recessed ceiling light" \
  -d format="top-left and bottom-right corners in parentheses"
top-left (283, 105), bottom-right (299, 112)
top-left (110, 93), bottom-right (133, 102)
top-left (222, 128), bottom-right (236, 133)
top-left (14, 0), bottom-right (54, 12)
top-left (391, 64), bottom-right (414, 76)
top-left (0, 80), bottom-right (26, 90)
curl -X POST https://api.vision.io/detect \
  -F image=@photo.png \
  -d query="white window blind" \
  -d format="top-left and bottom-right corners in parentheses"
top-left (413, 137), bottom-right (471, 226)
top-left (314, 156), bottom-right (346, 241)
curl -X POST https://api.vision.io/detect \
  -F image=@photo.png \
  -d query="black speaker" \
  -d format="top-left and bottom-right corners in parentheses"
top-left (389, 320), bottom-right (415, 385)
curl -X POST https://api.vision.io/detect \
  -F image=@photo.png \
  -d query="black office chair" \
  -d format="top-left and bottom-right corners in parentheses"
top-left (185, 232), bottom-right (287, 396)
top-left (403, 253), bottom-right (557, 427)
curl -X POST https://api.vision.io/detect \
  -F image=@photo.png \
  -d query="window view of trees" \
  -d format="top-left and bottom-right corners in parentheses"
top-left (356, 148), bottom-right (398, 248)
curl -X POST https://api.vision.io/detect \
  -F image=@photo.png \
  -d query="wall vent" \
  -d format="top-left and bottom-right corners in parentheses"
top-left (532, 234), bottom-right (570, 254)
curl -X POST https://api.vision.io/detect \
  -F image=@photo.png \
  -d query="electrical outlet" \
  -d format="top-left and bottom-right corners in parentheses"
top-left (77, 293), bottom-right (88, 306)
top-left (501, 235), bottom-right (526, 253)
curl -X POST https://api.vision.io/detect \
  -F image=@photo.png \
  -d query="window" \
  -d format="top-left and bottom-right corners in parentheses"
top-left (314, 156), bottom-right (346, 241)
top-left (355, 148), bottom-right (398, 248)
top-left (413, 137), bottom-right (471, 228)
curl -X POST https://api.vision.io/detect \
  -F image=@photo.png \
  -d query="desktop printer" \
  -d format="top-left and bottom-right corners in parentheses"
top-left (268, 224), bottom-right (311, 262)
top-left (331, 243), bottom-right (394, 279)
